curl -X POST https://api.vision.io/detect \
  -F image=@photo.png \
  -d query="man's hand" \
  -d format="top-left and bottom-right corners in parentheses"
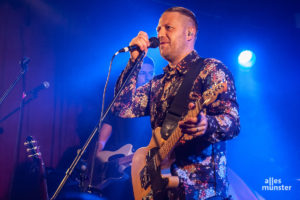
top-left (97, 123), bottom-right (112, 153)
top-left (97, 141), bottom-right (105, 153)
top-left (178, 102), bottom-right (208, 139)
top-left (129, 31), bottom-right (150, 62)
top-left (161, 175), bottom-right (180, 188)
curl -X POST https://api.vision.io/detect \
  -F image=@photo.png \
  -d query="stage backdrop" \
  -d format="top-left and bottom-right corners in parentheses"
top-left (1, 1), bottom-right (300, 200)
top-left (0, 2), bottom-right (101, 199)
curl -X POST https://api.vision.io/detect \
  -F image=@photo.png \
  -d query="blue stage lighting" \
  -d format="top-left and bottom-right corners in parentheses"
top-left (238, 50), bottom-right (256, 68)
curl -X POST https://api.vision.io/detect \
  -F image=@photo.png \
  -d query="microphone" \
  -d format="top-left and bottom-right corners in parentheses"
top-left (115, 37), bottom-right (159, 55)
top-left (23, 81), bottom-right (50, 99)
top-left (21, 57), bottom-right (31, 66)
top-left (19, 57), bottom-right (31, 71)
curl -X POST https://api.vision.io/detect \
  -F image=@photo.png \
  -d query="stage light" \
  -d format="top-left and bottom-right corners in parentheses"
top-left (238, 50), bottom-right (256, 68)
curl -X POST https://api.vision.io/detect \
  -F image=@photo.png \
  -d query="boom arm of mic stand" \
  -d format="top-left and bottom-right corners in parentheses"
top-left (0, 69), bottom-right (27, 106)
top-left (50, 51), bottom-right (145, 200)
top-left (0, 57), bottom-right (29, 106)
top-left (0, 96), bottom-right (38, 123)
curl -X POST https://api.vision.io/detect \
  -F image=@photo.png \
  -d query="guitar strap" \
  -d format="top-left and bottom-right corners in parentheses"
top-left (160, 57), bottom-right (205, 140)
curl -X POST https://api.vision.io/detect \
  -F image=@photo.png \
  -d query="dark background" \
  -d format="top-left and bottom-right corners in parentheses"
top-left (0, 0), bottom-right (299, 199)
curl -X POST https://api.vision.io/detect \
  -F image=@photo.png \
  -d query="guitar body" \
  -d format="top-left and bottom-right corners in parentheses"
top-left (94, 144), bottom-right (134, 190)
top-left (132, 127), bottom-right (172, 200)
top-left (97, 143), bottom-right (133, 163)
top-left (131, 147), bottom-right (152, 200)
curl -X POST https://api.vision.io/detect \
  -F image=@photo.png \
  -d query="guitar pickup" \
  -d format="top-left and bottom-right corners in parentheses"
top-left (140, 166), bottom-right (151, 189)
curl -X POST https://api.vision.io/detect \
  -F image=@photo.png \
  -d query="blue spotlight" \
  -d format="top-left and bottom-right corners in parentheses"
top-left (238, 50), bottom-right (256, 68)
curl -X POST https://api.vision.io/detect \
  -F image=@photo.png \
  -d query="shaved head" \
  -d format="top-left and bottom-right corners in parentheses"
top-left (164, 7), bottom-right (198, 36)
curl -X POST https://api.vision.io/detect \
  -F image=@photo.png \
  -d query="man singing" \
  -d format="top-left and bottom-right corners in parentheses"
top-left (112, 6), bottom-right (240, 200)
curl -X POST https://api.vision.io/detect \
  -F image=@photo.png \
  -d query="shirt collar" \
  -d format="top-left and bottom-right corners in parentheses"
top-left (163, 50), bottom-right (200, 77)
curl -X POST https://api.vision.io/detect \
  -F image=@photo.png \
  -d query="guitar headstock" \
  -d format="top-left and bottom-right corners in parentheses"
top-left (24, 136), bottom-right (42, 161)
top-left (24, 137), bottom-right (49, 200)
top-left (202, 81), bottom-right (227, 106)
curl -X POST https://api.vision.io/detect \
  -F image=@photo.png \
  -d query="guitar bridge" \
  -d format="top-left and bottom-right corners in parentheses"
top-left (140, 147), bottom-right (159, 189)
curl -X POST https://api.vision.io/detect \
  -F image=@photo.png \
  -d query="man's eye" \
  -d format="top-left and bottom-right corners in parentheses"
top-left (166, 25), bottom-right (172, 30)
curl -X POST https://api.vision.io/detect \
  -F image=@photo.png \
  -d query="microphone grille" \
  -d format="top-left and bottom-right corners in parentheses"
top-left (149, 37), bottom-right (159, 48)
top-left (42, 81), bottom-right (50, 89)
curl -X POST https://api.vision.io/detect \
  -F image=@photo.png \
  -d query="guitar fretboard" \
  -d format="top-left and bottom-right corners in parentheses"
top-left (152, 82), bottom-right (227, 167)
top-left (154, 101), bottom-right (201, 166)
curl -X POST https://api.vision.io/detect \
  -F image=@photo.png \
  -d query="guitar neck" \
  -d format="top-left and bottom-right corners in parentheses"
top-left (154, 82), bottom-right (227, 166)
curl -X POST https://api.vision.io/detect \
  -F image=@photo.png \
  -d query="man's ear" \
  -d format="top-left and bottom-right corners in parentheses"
top-left (186, 27), bottom-right (195, 41)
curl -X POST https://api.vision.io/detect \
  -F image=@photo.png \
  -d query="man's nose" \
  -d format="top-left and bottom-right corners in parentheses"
top-left (157, 28), bottom-right (166, 39)
top-left (146, 73), bottom-right (153, 80)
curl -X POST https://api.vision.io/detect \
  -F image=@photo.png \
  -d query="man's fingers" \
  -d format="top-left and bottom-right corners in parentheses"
top-left (180, 117), bottom-right (198, 124)
top-left (131, 38), bottom-right (147, 51)
top-left (137, 38), bottom-right (149, 51)
top-left (182, 126), bottom-right (206, 135)
top-left (136, 31), bottom-right (150, 50)
top-left (179, 109), bottom-right (207, 140)
top-left (138, 32), bottom-right (150, 45)
top-left (188, 102), bottom-right (195, 109)
top-left (181, 124), bottom-right (206, 133)
top-left (138, 31), bottom-right (149, 38)
top-left (129, 31), bottom-right (150, 53)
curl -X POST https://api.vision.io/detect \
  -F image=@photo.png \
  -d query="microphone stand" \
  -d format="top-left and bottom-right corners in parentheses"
top-left (0, 82), bottom-right (50, 124)
top-left (50, 51), bottom-right (146, 200)
top-left (0, 95), bottom-right (43, 123)
top-left (7, 57), bottom-right (29, 199)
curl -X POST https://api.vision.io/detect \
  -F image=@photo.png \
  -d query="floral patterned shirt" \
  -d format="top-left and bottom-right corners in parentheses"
top-left (112, 50), bottom-right (240, 199)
